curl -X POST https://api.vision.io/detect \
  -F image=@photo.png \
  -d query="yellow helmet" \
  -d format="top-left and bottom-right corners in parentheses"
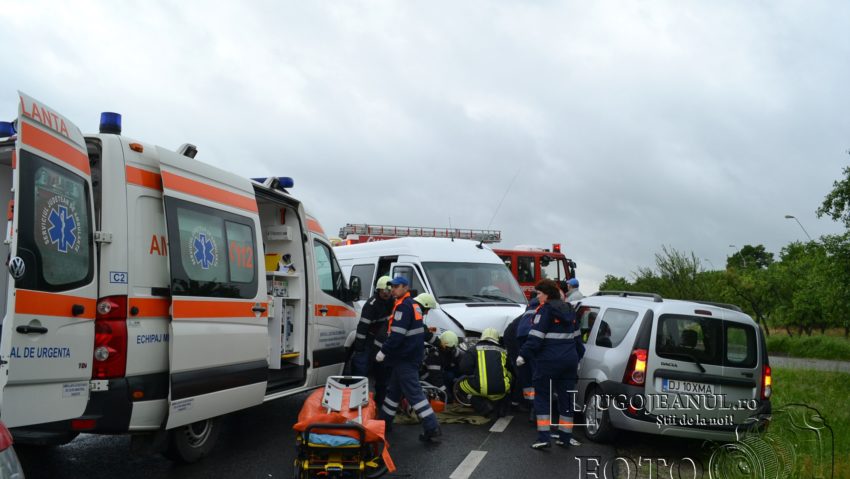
top-left (375, 276), bottom-right (392, 291)
top-left (413, 293), bottom-right (437, 309)
top-left (481, 327), bottom-right (500, 342)
top-left (439, 330), bottom-right (459, 348)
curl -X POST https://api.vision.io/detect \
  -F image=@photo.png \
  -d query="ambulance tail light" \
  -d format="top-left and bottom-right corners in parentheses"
top-left (623, 348), bottom-right (648, 386)
top-left (92, 295), bottom-right (128, 379)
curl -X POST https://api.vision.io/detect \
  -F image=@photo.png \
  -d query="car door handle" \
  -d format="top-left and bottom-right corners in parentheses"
top-left (17, 325), bottom-right (48, 334)
top-left (71, 304), bottom-right (85, 316)
top-left (252, 306), bottom-right (267, 313)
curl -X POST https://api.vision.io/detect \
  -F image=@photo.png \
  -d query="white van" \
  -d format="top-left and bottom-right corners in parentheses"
top-left (0, 92), bottom-right (359, 462)
top-left (335, 237), bottom-right (527, 342)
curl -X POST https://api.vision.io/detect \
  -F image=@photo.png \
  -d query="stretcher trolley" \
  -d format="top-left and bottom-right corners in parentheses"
top-left (292, 376), bottom-right (395, 478)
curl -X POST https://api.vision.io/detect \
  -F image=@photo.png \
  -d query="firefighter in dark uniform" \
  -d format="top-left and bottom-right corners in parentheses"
top-left (517, 279), bottom-right (584, 450)
top-left (376, 277), bottom-right (442, 442)
top-left (351, 276), bottom-right (394, 406)
top-left (457, 328), bottom-right (513, 417)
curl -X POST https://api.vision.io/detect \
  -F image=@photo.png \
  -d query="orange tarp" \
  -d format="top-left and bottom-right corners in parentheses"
top-left (293, 388), bottom-right (396, 472)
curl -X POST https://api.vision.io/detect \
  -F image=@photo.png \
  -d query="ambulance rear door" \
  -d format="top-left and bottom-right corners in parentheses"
top-left (0, 92), bottom-right (97, 427)
top-left (159, 151), bottom-right (268, 429)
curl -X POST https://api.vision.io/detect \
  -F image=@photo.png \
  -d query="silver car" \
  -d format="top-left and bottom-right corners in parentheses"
top-left (575, 291), bottom-right (771, 442)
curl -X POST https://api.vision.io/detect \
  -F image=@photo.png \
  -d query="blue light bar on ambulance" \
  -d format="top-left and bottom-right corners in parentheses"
top-left (99, 112), bottom-right (122, 134)
top-left (0, 121), bottom-right (15, 137)
top-left (251, 177), bottom-right (295, 191)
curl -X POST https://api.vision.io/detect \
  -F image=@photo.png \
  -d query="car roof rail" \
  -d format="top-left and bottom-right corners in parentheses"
top-left (690, 300), bottom-right (743, 313)
top-left (592, 291), bottom-right (663, 302)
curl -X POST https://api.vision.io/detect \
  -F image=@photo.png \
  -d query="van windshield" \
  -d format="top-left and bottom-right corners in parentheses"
top-left (422, 262), bottom-right (526, 304)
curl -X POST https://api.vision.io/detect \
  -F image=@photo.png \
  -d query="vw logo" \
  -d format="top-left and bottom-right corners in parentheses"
top-left (8, 256), bottom-right (25, 280)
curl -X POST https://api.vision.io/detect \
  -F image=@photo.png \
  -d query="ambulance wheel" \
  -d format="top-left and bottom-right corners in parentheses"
top-left (163, 418), bottom-right (221, 463)
top-left (583, 386), bottom-right (617, 443)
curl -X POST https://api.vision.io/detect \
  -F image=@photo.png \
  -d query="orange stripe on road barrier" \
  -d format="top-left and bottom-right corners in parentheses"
top-left (15, 290), bottom-right (96, 319)
top-left (314, 304), bottom-right (357, 318)
top-left (126, 166), bottom-right (163, 191)
top-left (20, 122), bottom-right (89, 175)
top-left (129, 298), bottom-right (170, 318)
top-left (161, 171), bottom-right (258, 213)
top-left (172, 300), bottom-right (268, 318)
top-left (306, 217), bottom-right (325, 235)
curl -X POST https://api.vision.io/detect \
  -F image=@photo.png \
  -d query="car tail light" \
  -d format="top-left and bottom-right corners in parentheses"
top-left (92, 295), bottom-right (128, 379)
top-left (0, 423), bottom-right (12, 451)
top-left (761, 364), bottom-right (772, 400)
top-left (623, 348), bottom-right (648, 386)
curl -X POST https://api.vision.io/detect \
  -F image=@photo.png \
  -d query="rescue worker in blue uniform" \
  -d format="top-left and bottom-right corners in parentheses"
top-left (505, 297), bottom-right (540, 413)
top-left (517, 279), bottom-right (584, 450)
top-left (376, 276), bottom-right (442, 442)
top-left (351, 275), bottom-right (394, 407)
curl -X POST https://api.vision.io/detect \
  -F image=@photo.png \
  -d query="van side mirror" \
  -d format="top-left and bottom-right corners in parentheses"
top-left (348, 276), bottom-right (362, 301)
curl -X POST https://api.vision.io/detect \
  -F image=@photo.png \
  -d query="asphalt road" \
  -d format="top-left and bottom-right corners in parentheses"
top-left (16, 392), bottom-right (617, 479)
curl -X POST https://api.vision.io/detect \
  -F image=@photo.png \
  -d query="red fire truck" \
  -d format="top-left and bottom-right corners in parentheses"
top-left (492, 244), bottom-right (576, 299)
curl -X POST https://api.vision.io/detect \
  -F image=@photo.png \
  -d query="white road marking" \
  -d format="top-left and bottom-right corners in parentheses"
top-left (449, 450), bottom-right (488, 479)
top-left (489, 415), bottom-right (514, 433)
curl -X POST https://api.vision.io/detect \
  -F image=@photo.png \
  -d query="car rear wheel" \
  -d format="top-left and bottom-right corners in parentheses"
top-left (163, 417), bottom-right (221, 463)
top-left (584, 387), bottom-right (617, 443)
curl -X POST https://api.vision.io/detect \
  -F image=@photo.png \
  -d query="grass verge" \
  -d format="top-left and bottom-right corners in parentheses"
top-left (766, 334), bottom-right (850, 361)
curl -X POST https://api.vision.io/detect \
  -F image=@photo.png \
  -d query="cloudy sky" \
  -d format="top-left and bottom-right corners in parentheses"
top-left (2, 0), bottom-right (848, 293)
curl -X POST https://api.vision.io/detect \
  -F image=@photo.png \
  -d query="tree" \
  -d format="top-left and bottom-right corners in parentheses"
top-left (599, 275), bottom-right (631, 291)
top-left (817, 164), bottom-right (850, 229)
top-left (726, 244), bottom-right (774, 270)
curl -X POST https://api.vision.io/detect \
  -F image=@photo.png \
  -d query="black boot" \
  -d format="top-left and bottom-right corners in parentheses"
top-left (419, 426), bottom-right (442, 443)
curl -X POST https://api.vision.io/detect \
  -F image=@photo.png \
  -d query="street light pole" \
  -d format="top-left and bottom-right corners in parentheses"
top-left (784, 215), bottom-right (813, 241)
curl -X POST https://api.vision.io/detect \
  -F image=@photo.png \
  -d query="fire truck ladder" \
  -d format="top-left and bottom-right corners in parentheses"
top-left (339, 224), bottom-right (501, 243)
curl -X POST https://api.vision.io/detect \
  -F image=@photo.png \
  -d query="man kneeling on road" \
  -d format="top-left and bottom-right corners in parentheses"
top-left (457, 328), bottom-right (513, 417)
top-left (376, 276), bottom-right (443, 443)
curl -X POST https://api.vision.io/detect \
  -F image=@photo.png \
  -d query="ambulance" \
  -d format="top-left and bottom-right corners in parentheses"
top-left (0, 92), bottom-right (360, 462)
top-left (335, 237), bottom-right (527, 342)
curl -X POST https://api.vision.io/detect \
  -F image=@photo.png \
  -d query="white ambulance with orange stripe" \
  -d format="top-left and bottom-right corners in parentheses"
top-left (0, 92), bottom-right (360, 462)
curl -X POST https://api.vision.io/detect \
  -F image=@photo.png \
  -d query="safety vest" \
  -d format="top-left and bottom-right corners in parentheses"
top-left (460, 340), bottom-right (511, 401)
top-left (386, 292), bottom-right (422, 333)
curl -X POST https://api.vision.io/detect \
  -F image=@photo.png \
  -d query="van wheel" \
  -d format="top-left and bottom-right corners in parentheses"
top-left (584, 387), bottom-right (617, 443)
top-left (163, 418), bottom-right (221, 463)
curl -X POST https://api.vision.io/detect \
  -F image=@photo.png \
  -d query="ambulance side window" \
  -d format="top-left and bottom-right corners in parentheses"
top-left (165, 198), bottom-right (257, 299)
top-left (314, 240), bottom-right (344, 300)
top-left (16, 151), bottom-right (94, 291)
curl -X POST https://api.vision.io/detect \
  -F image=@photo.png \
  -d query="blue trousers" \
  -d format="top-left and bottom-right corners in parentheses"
top-left (533, 362), bottom-right (577, 443)
top-left (351, 350), bottom-right (371, 376)
top-left (378, 362), bottom-right (439, 432)
top-left (351, 349), bottom-right (389, 408)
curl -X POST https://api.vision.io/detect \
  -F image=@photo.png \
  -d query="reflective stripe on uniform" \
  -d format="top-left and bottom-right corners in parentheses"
top-left (477, 349), bottom-right (488, 396)
top-left (418, 407), bottom-right (435, 418)
top-left (356, 333), bottom-right (366, 339)
top-left (391, 326), bottom-right (408, 335)
top-left (412, 399), bottom-right (430, 410)
top-left (558, 416), bottom-right (574, 433)
top-left (373, 339), bottom-right (383, 348)
top-left (529, 330), bottom-right (545, 338)
top-left (384, 397), bottom-right (399, 408)
top-left (536, 415), bottom-right (551, 431)
top-left (381, 404), bottom-right (397, 417)
top-left (358, 318), bottom-right (371, 325)
top-left (544, 331), bottom-right (581, 339)
top-left (523, 387), bottom-right (535, 399)
top-left (427, 365), bottom-right (441, 370)
top-left (405, 327), bottom-right (424, 336)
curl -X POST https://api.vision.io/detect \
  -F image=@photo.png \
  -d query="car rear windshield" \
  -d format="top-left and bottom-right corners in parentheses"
top-left (656, 314), bottom-right (757, 368)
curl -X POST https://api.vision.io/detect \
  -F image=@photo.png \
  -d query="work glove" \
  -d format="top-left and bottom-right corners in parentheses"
top-left (376, 351), bottom-right (386, 363)
top-left (516, 356), bottom-right (526, 367)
